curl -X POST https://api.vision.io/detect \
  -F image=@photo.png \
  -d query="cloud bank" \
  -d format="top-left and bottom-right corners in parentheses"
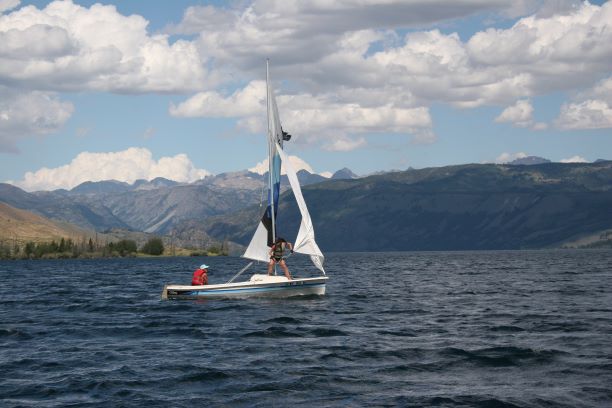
top-left (2, 0), bottom-right (611, 173)
top-left (167, 0), bottom-right (612, 150)
top-left (10, 147), bottom-right (210, 191)
top-left (0, 0), bottom-right (209, 93)
top-left (0, 0), bottom-right (212, 151)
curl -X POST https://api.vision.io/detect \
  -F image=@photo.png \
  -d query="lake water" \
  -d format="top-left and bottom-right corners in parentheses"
top-left (1, 250), bottom-right (611, 407)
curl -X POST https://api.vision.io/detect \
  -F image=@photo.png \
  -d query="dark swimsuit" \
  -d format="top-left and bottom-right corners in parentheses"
top-left (271, 243), bottom-right (284, 262)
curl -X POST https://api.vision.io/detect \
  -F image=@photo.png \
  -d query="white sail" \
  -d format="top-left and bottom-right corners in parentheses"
top-left (243, 60), bottom-right (325, 275)
top-left (275, 142), bottom-right (325, 274)
top-left (243, 221), bottom-right (271, 263)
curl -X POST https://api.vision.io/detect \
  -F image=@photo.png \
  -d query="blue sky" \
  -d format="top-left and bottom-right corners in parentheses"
top-left (1, 0), bottom-right (611, 191)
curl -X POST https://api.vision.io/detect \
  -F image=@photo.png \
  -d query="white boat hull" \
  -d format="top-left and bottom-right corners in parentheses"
top-left (162, 274), bottom-right (328, 300)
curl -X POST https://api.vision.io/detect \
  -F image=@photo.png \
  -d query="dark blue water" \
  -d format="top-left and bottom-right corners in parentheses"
top-left (1, 250), bottom-right (611, 407)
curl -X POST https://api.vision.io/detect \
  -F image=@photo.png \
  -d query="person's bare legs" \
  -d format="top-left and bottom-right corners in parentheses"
top-left (279, 260), bottom-right (291, 280)
top-left (267, 259), bottom-right (275, 275)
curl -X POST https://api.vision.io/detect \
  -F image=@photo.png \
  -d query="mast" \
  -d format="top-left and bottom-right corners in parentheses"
top-left (267, 59), bottom-right (276, 247)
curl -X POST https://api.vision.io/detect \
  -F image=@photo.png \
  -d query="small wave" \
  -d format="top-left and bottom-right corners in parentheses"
top-left (376, 363), bottom-right (440, 373)
top-left (308, 328), bottom-right (348, 337)
top-left (376, 328), bottom-right (417, 337)
top-left (320, 352), bottom-right (353, 361)
top-left (413, 395), bottom-right (523, 407)
top-left (260, 316), bottom-right (302, 324)
top-left (490, 325), bottom-right (525, 332)
top-left (530, 321), bottom-right (591, 333)
top-left (242, 326), bottom-right (302, 338)
top-left (209, 304), bottom-right (250, 311)
top-left (580, 386), bottom-right (612, 401)
top-left (0, 327), bottom-right (32, 340)
top-left (177, 369), bottom-right (231, 382)
top-left (0, 357), bottom-right (38, 371)
top-left (352, 348), bottom-right (425, 361)
top-left (441, 346), bottom-right (565, 367)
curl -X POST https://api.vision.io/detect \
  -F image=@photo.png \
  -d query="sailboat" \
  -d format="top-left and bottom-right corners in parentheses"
top-left (162, 61), bottom-right (327, 299)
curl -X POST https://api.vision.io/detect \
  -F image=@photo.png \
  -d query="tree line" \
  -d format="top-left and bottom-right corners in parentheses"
top-left (0, 237), bottom-right (165, 260)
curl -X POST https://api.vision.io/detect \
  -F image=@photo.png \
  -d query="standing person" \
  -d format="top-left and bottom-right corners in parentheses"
top-left (268, 238), bottom-right (293, 280)
top-left (191, 264), bottom-right (209, 286)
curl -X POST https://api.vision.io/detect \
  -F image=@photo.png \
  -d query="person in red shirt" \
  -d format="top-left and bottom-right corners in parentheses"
top-left (191, 264), bottom-right (209, 286)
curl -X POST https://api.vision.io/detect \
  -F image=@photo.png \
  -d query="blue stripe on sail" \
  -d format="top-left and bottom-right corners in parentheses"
top-left (263, 148), bottom-right (282, 246)
top-left (271, 150), bottom-right (281, 213)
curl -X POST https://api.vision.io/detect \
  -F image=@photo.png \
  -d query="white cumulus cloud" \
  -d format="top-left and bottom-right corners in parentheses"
top-left (323, 136), bottom-right (367, 152)
top-left (167, 1), bottom-right (612, 150)
top-left (556, 76), bottom-right (612, 130)
top-left (0, 0), bottom-right (19, 14)
top-left (170, 1), bottom-right (612, 108)
top-left (560, 155), bottom-right (587, 163)
top-left (170, 80), bottom-right (266, 118)
top-left (495, 152), bottom-right (528, 163)
top-left (495, 99), bottom-right (535, 127)
top-left (495, 99), bottom-right (547, 130)
top-left (10, 147), bottom-right (210, 191)
top-left (0, 87), bottom-right (73, 153)
top-left (249, 154), bottom-right (316, 176)
top-left (4, 0), bottom-right (611, 158)
top-left (0, 0), bottom-right (210, 93)
top-left (171, 80), bottom-right (435, 149)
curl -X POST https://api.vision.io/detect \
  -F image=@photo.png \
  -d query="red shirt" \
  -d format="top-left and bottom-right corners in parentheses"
top-left (191, 269), bottom-right (208, 285)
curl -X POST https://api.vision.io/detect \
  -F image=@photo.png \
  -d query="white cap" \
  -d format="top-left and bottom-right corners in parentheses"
top-left (200, 264), bottom-right (209, 269)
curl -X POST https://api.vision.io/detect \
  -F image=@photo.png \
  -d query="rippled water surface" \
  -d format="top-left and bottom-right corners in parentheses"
top-left (1, 250), bottom-right (611, 407)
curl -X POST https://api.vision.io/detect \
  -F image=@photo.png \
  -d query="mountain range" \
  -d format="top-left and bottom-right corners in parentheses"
top-left (201, 160), bottom-right (612, 250)
top-left (1, 161), bottom-right (611, 251)
top-left (0, 168), bottom-right (353, 247)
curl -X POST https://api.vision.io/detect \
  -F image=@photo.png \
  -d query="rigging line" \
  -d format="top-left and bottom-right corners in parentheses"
top-left (227, 261), bottom-right (254, 284)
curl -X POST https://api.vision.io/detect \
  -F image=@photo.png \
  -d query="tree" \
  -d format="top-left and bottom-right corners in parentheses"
top-left (115, 239), bottom-right (137, 256)
top-left (141, 237), bottom-right (164, 255)
top-left (25, 242), bottom-right (34, 257)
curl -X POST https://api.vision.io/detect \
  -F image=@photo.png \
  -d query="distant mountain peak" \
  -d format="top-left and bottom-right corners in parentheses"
top-left (332, 168), bottom-right (358, 179)
top-left (508, 156), bottom-right (551, 166)
top-left (71, 180), bottom-right (131, 194)
top-left (134, 177), bottom-right (179, 191)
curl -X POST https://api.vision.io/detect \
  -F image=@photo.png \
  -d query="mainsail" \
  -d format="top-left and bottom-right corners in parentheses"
top-left (242, 61), bottom-right (325, 274)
